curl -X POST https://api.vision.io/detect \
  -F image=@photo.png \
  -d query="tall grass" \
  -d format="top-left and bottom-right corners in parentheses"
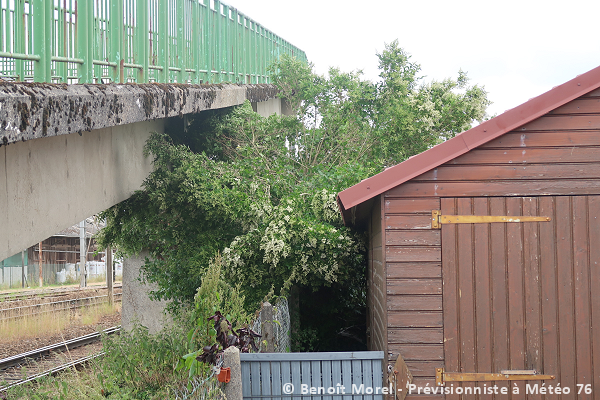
top-left (0, 302), bottom-right (120, 344)
top-left (0, 305), bottom-right (72, 343)
top-left (80, 302), bottom-right (121, 326)
top-left (3, 321), bottom-right (224, 400)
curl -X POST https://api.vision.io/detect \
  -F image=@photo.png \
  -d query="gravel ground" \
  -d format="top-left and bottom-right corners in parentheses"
top-left (0, 286), bottom-right (121, 311)
top-left (0, 306), bottom-right (121, 360)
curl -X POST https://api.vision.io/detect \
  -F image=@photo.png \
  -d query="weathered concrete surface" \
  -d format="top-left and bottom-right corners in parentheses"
top-left (253, 97), bottom-right (282, 117)
top-left (0, 119), bottom-right (162, 261)
top-left (223, 346), bottom-right (242, 400)
top-left (0, 81), bottom-right (286, 330)
top-left (253, 96), bottom-right (294, 117)
top-left (0, 82), bottom-right (281, 261)
top-left (0, 82), bottom-right (279, 146)
top-left (122, 250), bottom-right (172, 334)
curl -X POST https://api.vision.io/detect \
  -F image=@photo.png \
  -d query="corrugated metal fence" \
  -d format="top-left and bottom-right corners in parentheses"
top-left (240, 351), bottom-right (385, 400)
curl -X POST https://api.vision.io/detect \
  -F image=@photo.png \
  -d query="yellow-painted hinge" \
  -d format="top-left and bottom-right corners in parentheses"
top-left (431, 210), bottom-right (551, 229)
top-left (436, 368), bottom-right (555, 386)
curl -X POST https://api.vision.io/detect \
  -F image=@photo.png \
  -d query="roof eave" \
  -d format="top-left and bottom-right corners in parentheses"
top-left (338, 65), bottom-right (600, 224)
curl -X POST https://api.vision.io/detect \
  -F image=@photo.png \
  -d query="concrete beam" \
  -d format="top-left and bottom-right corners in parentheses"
top-left (0, 82), bottom-right (281, 261)
top-left (0, 120), bottom-right (161, 261)
top-left (0, 82), bottom-right (279, 146)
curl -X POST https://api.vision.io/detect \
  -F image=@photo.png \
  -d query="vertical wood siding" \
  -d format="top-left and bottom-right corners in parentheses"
top-left (368, 196), bottom-right (387, 357)
top-left (376, 89), bottom-right (600, 399)
top-left (441, 196), bottom-right (599, 400)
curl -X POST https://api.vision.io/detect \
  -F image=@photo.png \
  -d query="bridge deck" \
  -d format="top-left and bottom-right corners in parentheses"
top-left (0, 82), bottom-right (278, 146)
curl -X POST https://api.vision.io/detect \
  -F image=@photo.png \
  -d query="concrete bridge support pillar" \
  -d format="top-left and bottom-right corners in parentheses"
top-left (0, 81), bottom-right (286, 334)
top-left (252, 97), bottom-right (292, 117)
top-left (121, 250), bottom-right (172, 334)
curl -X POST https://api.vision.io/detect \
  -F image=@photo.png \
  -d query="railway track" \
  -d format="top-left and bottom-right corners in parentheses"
top-left (0, 326), bottom-right (120, 392)
top-left (0, 284), bottom-right (122, 304)
top-left (0, 292), bottom-right (123, 321)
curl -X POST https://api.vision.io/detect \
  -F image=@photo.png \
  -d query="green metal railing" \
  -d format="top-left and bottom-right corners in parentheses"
top-left (0, 0), bottom-right (307, 84)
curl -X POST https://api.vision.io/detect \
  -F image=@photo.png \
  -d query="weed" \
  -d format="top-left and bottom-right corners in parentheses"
top-left (4, 320), bottom-right (223, 399)
top-left (0, 301), bottom-right (119, 344)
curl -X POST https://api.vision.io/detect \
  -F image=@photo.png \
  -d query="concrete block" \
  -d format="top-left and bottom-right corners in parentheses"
top-left (0, 119), bottom-right (162, 261)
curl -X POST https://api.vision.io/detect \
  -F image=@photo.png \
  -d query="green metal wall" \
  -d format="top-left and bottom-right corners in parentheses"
top-left (0, 0), bottom-right (307, 84)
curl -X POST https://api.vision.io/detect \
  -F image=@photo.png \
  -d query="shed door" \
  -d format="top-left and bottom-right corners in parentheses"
top-left (441, 196), bottom-right (599, 398)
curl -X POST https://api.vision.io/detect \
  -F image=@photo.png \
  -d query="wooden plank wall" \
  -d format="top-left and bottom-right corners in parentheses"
top-left (441, 196), bottom-right (599, 400)
top-left (383, 197), bottom-right (442, 395)
top-left (29, 237), bottom-right (102, 265)
top-left (385, 88), bottom-right (600, 199)
top-left (368, 196), bottom-right (387, 356)
top-left (379, 88), bottom-right (600, 399)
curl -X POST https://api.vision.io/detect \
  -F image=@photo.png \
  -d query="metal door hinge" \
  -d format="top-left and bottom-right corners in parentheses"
top-left (431, 210), bottom-right (551, 229)
top-left (436, 368), bottom-right (555, 386)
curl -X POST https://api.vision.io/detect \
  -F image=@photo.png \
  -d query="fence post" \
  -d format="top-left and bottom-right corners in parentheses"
top-left (260, 302), bottom-right (274, 353)
top-left (32, 0), bottom-right (51, 82)
top-left (38, 242), bottom-right (43, 287)
top-left (192, 0), bottom-right (200, 83)
top-left (136, 0), bottom-right (149, 82)
top-left (204, 0), bottom-right (213, 82)
top-left (76, 0), bottom-right (93, 83)
top-left (21, 250), bottom-right (25, 288)
top-left (79, 220), bottom-right (87, 287)
top-left (14, 0), bottom-right (24, 80)
top-left (223, 346), bottom-right (242, 400)
top-left (158, 0), bottom-right (169, 83)
top-left (111, 0), bottom-right (124, 83)
top-left (176, 0), bottom-right (185, 82)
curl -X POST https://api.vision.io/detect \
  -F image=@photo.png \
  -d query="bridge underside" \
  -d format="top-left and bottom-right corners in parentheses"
top-left (0, 82), bottom-right (284, 260)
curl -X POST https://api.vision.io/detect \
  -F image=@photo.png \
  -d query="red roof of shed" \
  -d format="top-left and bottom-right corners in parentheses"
top-left (338, 65), bottom-right (600, 225)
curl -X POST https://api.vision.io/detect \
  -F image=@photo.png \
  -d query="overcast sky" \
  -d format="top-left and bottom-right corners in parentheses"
top-left (222, 0), bottom-right (600, 117)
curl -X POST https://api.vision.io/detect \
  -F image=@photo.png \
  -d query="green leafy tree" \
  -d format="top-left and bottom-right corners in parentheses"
top-left (98, 41), bottom-right (489, 350)
top-left (373, 40), bottom-right (489, 164)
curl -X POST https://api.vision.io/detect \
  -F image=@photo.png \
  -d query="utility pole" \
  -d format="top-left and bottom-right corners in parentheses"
top-left (38, 242), bottom-right (43, 287)
top-left (79, 220), bottom-right (87, 287)
top-left (106, 246), bottom-right (113, 307)
top-left (21, 250), bottom-right (25, 288)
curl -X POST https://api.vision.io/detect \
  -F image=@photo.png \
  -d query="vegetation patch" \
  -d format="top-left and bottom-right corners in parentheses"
top-left (98, 41), bottom-right (489, 351)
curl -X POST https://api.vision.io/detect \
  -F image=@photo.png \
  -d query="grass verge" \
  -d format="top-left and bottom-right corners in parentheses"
top-left (2, 321), bottom-right (224, 400)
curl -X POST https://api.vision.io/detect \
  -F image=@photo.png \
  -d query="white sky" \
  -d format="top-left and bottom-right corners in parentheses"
top-left (223, 0), bottom-right (600, 117)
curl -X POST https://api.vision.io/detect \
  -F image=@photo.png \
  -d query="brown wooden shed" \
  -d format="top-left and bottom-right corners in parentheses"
top-left (338, 66), bottom-right (600, 399)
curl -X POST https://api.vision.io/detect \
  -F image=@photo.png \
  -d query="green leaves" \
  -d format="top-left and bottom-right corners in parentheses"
top-left (372, 40), bottom-right (491, 165)
top-left (222, 192), bottom-right (364, 306)
top-left (98, 42), bottom-right (490, 350)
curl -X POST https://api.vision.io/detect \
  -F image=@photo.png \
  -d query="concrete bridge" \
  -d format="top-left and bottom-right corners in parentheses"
top-left (0, 0), bottom-right (305, 327)
top-left (0, 81), bottom-right (286, 262)
top-left (0, 0), bottom-right (305, 261)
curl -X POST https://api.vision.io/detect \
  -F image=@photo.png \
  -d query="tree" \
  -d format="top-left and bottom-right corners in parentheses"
top-left (373, 40), bottom-right (489, 165)
top-left (98, 41), bottom-right (490, 350)
top-left (270, 40), bottom-right (490, 168)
